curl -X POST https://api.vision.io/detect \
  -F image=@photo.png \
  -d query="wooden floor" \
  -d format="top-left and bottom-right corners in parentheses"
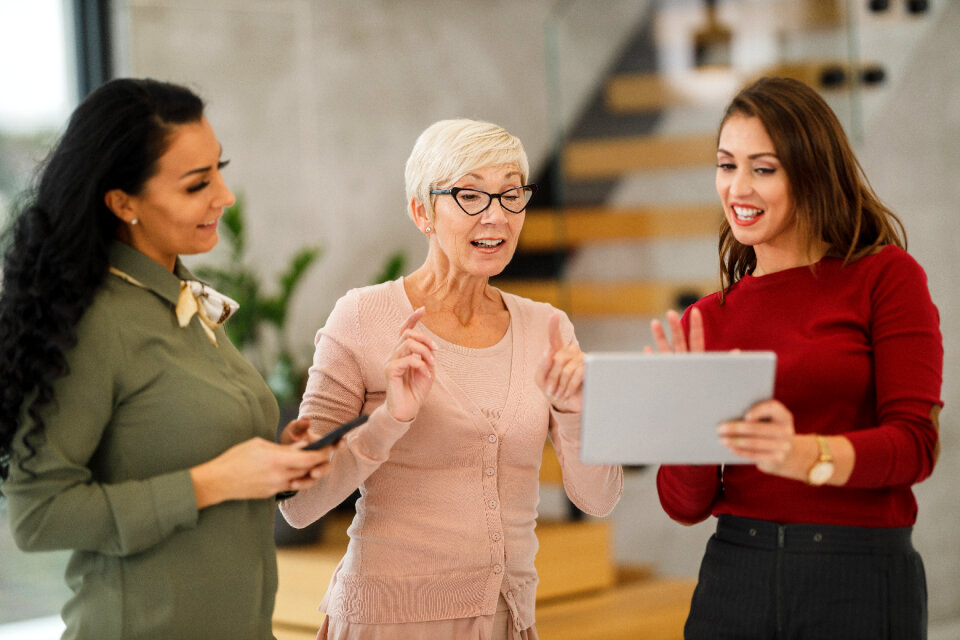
top-left (536, 577), bottom-right (694, 640)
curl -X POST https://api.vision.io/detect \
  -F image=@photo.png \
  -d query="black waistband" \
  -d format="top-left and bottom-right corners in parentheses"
top-left (716, 515), bottom-right (914, 554)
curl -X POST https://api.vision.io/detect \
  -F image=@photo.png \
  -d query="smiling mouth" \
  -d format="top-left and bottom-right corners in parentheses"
top-left (471, 239), bottom-right (504, 248)
top-left (733, 205), bottom-right (764, 221)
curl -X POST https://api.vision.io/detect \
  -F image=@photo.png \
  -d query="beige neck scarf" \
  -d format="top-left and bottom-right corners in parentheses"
top-left (109, 266), bottom-right (239, 346)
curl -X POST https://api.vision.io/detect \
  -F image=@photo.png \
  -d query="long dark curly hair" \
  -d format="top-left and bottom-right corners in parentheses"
top-left (0, 78), bottom-right (205, 482)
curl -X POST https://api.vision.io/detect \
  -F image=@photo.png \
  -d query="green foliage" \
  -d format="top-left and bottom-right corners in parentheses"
top-left (373, 250), bottom-right (406, 284)
top-left (195, 195), bottom-right (407, 408)
top-left (195, 196), bottom-right (321, 406)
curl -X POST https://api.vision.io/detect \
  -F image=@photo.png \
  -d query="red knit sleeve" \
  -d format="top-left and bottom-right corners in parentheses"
top-left (656, 464), bottom-right (722, 524)
top-left (845, 250), bottom-right (943, 488)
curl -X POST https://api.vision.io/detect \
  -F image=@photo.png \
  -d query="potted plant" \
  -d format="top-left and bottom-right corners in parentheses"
top-left (195, 196), bottom-right (405, 545)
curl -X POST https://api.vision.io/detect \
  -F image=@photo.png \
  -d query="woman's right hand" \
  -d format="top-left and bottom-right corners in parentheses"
top-left (648, 307), bottom-right (705, 353)
top-left (190, 438), bottom-right (335, 509)
top-left (384, 307), bottom-right (437, 422)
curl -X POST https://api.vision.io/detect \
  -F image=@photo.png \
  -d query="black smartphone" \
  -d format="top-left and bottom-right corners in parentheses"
top-left (276, 414), bottom-right (368, 501)
top-left (302, 414), bottom-right (368, 450)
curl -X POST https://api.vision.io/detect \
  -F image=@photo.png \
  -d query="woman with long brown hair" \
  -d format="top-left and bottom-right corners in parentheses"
top-left (655, 77), bottom-right (942, 638)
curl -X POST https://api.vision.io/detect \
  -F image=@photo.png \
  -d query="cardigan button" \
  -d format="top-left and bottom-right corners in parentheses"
top-left (485, 468), bottom-right (495, 476)
top-left (488, 434), bottom-right (497, 443)
top-left (493, 564), bottom-right (503, 574)
top-left (492, 533), bottom-right (501, 541)
top-left (488, 500), bottom-right (498, 509)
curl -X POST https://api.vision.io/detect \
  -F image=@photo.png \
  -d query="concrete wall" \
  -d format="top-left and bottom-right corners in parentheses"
top-left (858, 0), bottom-right (960, 621)
top-left (114, 0), bottom-right (960, 623)
top-left (113, 0), bottom-right (648, 363)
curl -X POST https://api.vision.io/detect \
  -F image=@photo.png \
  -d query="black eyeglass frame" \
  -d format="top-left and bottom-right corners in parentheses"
top-left (430, 184), bottom-right (538, 216)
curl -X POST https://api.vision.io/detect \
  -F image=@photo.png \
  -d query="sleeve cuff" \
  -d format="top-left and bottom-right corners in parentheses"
top-left (349, 406), bottom-right (414, 462)
top-left (151, 469), bottom-right (200, 535)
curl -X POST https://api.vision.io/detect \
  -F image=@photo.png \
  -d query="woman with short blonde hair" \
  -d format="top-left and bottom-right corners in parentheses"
top-left (282, 118), bottom-right (622, 639)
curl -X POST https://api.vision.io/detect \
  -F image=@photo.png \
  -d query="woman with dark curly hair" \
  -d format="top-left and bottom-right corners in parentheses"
top-left (0, 78), bottom-right (334, 639)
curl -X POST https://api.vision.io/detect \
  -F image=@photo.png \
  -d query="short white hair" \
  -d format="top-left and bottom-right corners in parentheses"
top-left (404, 118), bottom-right (529, 222)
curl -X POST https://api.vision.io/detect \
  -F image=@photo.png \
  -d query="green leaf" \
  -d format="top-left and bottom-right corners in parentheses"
top-left (373, 251), bottom-right (407, 284)
top-left (191, 192), bottom-right (406, 409)
top-left (221, 197), bottom-right (245, 261)
top-left (280, 247), bottom-right (322, 298)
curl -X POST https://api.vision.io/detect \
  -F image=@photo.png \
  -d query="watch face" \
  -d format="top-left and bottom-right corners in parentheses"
top-left (809, 461), bottom-right (835, 486)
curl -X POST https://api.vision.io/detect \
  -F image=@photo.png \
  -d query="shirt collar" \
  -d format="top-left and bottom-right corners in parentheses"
top-left (108, 241), bottom-right (198, 307)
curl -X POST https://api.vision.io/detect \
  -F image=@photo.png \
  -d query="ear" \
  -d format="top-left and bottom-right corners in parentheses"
top-left (104, 189), bottom-right (137, 224)
top-left (410, 197), bottom-right (432, 233)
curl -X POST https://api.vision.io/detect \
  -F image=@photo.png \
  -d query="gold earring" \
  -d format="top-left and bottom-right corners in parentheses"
top-left (131, 219), bottom-right (139, 225)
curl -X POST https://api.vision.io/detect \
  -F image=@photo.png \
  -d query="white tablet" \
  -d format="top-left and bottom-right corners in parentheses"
top-left (580, 351), bottom-right (777, 465)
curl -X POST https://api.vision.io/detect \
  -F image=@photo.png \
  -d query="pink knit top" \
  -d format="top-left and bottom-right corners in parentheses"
top-left (280, 278), bottom-right (623, 631)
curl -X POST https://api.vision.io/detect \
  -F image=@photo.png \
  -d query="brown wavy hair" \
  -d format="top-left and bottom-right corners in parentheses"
top-left (716, 76), bottom-right (905, 297)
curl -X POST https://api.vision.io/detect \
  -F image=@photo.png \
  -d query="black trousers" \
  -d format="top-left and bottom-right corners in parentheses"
top-left (684, 515), bottom-right (927, 640)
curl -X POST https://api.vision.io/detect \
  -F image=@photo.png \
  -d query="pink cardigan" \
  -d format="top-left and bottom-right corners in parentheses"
top-left (280, 279), bottom-right (622, 630)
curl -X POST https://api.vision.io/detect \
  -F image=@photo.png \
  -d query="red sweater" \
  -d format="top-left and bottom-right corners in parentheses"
top-left (657, 245), bottom-right (943, 528)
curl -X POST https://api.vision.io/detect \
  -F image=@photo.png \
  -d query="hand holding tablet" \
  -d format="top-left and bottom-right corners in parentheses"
top-left (580, 351), bottom-right (777, 465)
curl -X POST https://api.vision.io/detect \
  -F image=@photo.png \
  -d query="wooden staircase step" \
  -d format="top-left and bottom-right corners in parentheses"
top-left (520, 205), bottom-right (722, 249)
top-left (536, 577), bottom-right (696, 640)
top-left (606, 59), bottom-right (884, 113)
top-left (605, 73), bottom-right (732, 113)
top-left (540, 440), bottom-right (563, 485)
top-left (535, 520), bottom-right (617, 601)
top-left (563, 134), bottom-right (717, 180)
top-left (494, 279), bottom-right (716, 316)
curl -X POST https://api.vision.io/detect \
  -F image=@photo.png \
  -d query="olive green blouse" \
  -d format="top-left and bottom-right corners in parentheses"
top-left (5, 242), bottom-right (280, 639)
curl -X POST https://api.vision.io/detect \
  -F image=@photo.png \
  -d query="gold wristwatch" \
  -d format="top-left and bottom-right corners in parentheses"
top-left (807, 435), bottom-right (835, 486)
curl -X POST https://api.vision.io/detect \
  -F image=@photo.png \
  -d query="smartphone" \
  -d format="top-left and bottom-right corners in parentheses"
top-left (276, 415), bottom-right (368, 500)
top-left (302, 414), bottom-right (368, 450)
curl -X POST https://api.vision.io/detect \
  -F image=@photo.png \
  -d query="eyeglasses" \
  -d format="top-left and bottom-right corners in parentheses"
top-left (430, 184), bottom-right (537, 216)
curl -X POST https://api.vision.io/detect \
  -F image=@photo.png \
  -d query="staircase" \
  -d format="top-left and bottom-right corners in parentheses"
top-left (494, 0), bottom-right (934, 351)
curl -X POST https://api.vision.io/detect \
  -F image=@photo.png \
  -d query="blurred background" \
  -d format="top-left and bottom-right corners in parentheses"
top-left (1, 0), bottom-right (958, 638)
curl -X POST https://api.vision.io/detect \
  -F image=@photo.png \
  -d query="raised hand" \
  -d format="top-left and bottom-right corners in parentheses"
top-left (384, 307), bottom-right (437, 422)
top-left (535, 312), bottom-right (584, 413)
top-left (648, 307), bottom-right (705, 353)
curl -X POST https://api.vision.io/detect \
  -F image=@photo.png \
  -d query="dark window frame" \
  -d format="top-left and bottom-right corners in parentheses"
top-left (73, 0), bottom-right (113, 98)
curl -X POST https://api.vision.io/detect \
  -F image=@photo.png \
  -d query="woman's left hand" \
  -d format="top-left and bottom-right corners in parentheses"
top-left (277, 417), bottom-right (311, 445)
top-left (536, 313), bottom-right (584, 413)
top-left (276, 416), bottom-right (347, 488)
top-left (648, 308), bottom-right (705, 353)
top-left (384, 307), bottom-right (437, 422)
top-left (717, 399), bottom-right (797, 476)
